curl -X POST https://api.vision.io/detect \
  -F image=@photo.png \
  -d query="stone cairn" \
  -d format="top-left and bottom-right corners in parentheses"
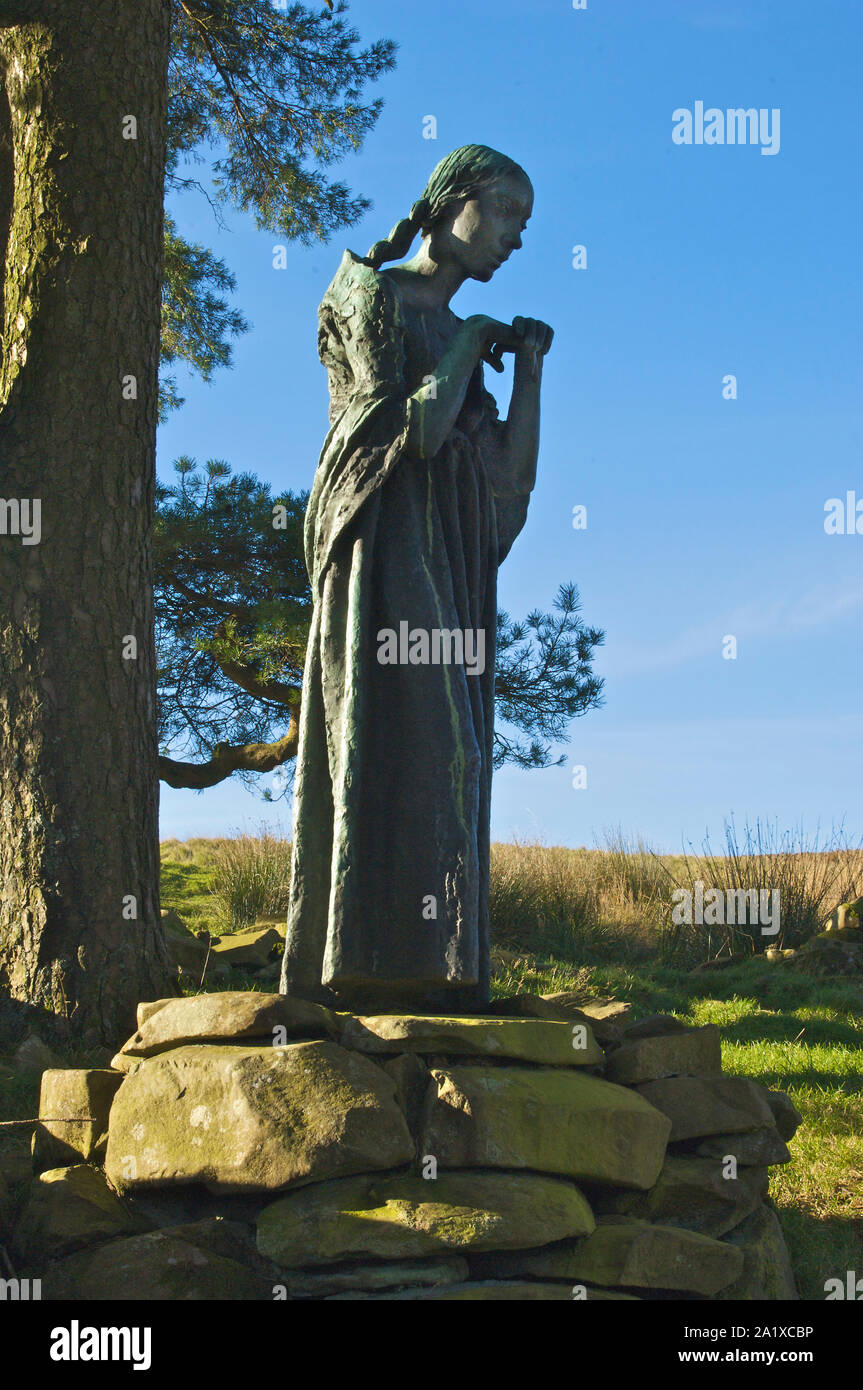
top-left (18, 990), bottom-right (800, 1300)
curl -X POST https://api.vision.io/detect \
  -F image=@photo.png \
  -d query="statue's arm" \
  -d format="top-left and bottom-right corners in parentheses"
top-left (325, 286), bottom-right (486, 459)
top-left (407, 316), bottom-right (524, 460)
top-left (496, 349), bottom-right (544, 495)
top-left (330, 269), bottom-right (536, 471)
top-left (476, 363), bottom-right (538, 562)
top-left (494, 318), bottom-right (555, 494)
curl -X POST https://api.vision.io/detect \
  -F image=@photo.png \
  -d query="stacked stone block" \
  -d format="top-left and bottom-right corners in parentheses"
top-left (15, 991), bottom-right (799, 1300)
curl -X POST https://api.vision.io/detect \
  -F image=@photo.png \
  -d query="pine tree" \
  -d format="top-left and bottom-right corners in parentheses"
top-left (0, 1), bottom-right (394, 1041)
top-left (0, 0), bottom-right (175, 1043)
top-left (160, 0), bottom-right (396, 412)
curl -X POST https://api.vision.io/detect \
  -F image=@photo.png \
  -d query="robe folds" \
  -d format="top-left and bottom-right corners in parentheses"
top-left (281, 250), bottom-right (531, 1010)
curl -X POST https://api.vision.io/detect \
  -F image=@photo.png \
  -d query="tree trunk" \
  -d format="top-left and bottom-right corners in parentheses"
top-left (0, 0), bottom-right (176, 1045)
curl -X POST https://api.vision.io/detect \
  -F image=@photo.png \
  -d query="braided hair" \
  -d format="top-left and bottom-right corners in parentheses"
top-left (366, 144), bottom-right (531, 269)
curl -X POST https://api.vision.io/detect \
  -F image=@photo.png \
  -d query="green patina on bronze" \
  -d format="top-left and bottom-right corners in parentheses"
top-left (281, 145), bottom-right (554, 1011)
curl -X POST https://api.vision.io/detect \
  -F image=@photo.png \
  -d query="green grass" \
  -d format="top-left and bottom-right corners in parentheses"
top-left (159, 857), bottom-right (222, 932)
top-left (151, 834), bottom-right (862, 1299)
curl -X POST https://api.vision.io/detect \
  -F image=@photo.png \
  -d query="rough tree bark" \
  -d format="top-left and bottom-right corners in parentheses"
top-left (0, 0), bottom-right (176, 1043)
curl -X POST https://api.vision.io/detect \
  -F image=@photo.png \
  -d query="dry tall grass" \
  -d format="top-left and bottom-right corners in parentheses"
top-left (162, 821), bottom-right (863, 962)
top-left (664, 820), bottom-right (863, 961)
top-left (208, 829), bottom-right (293, 931)
top-left (489, 839), bottom-right (659, 963)
top-left (490, 823), bottom-right (863, 967)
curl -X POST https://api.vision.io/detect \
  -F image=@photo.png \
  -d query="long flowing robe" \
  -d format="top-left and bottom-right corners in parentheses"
top-left (281, 250), bottom-right (531, 1010)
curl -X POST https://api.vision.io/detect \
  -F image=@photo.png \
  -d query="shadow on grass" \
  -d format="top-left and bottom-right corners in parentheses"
top-left (572, 957), bottom-right (863, 1016)
top-left (753, 1067), bottom-right (863, 1093)
top-left (716, 1012), bottom-right (863, 1049)
top-left (778, 1207), bottom-right (863, 1301)
top-left (180, 969), bottom-right (280, 998)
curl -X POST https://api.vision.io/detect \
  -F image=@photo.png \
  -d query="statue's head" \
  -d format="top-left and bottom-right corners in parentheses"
top-left (367, 145), bottom-right (533, 281)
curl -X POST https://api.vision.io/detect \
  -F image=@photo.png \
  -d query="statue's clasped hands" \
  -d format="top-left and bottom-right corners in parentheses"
top-left (467, 314), bottom-right (555, 377)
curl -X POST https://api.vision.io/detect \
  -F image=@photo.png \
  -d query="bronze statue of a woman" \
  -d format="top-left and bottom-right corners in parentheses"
top-left (281, 145), bottom-right (554, 1012)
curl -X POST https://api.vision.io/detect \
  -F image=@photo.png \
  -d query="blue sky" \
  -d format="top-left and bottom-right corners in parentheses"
top-left (158, 0), bottom-right (863, 854)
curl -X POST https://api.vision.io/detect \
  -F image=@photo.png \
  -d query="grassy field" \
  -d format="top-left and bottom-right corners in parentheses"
top-left (156, 832), bottom-right (863, 1300)
top-left (159, 836), bottom-right (234, 932)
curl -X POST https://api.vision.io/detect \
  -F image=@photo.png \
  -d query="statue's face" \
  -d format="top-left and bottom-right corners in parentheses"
top-left (438, 173), bottom-right (534, 282)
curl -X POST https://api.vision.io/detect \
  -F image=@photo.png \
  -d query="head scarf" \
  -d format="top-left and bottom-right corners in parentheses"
top-left (367, 144), bottom-right (531, 268)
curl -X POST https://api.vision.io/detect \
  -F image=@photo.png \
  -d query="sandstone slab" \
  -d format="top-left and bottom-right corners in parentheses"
top-left (33, 1068), bottom-right (124, 1169)
top-left (257, 1170), bottom-right (595, 1266)
top-left (42, 1218), bottom-right (273, 1301)
top-left (605, 1026), bottom-right (721, 1086)
top-left (544, 995), bottom-right (633, 1043)
top-left (491, 993), bottom-right (575, 1020)
top-left (110, 1050), bottom-right (144, 1074)
top-left (621, 1014), bottom-right (691, 1040)
top-left (209, 928), bottom-right (282, 968)
top-left (634, 1076), bottom-right (777, 1141)
top-left (765, 1088), bottom-right (802, 1141)
top-left (161, 908), bottom-right (192, 934)
top-left (597, 1156), bottom-right (768, 1238)
top-left (137, 998), bottom-right (173, 1028)
top-left (279, 1256), bottom-right (469, 1298)
top-left (691, 1128), bottom-right (790, 1166)
top-left (105, 1041), bottom-right (413, 1192)
top-left (494, 994), bottom-right (633, 1046)
top-left (114, 991), bottom-right (335, 1059)
top-left (12, 1164), bottom-right (143, 1264)
top-left (470, 1218), bottom-right (742, 1295)
top-left (421, 1065), bottom-right (670, 1188)
top-left (717, 1204), bottom-right (798, 1300)
top-left (161, 909), bottom-right (209, 976)
top-left (339, 1013), bottom-right (602, 1067)
top-left (13, 1034), bottom-right (64, 1076)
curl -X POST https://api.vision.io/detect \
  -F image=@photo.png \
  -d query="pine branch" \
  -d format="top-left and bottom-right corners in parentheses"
top-left (158, 722), bottom-right (299, 789)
